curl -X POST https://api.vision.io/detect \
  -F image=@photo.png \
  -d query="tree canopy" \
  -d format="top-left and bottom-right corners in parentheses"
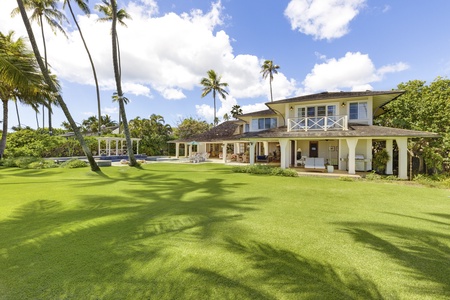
top-left (375, 77), bottom-right (450, 172)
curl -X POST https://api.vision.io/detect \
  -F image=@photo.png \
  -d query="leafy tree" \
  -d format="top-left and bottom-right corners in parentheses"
top-left (0, 31), bottom-right (49, 158)
top-left (128, 115), bottom-right (172, 155)
top-left (231, 104), bottom-right (243, 119)
top-left (173, 117), bottom-right (211, 139)
top-left (15, 0), bottom-right (100, 171)
top-left (261, 60), bottom-right (280, 102)
top-left (12, 0), bottom-right (67, 134)
top-left (375, 77), bottom-right (450, 173)
top-left (63, 0), bottom-right (102, 135)
top-left (200, 69), bottom-right (228, 126)
top-left (223, 113), bottom-right (229, 122)
top-left (80, 115), bottom-right (117, 133)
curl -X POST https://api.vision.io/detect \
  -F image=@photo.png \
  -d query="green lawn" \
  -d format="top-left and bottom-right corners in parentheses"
top-left (0, 163), bottom-right (449, 299)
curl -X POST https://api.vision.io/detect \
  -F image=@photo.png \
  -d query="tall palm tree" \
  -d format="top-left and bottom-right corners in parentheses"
top-left (95, 0), bottom-right (131, 133)
top-left (109, 0), bottom-right (136, 166)
top-left (12, 0), bottom-right (68, 135)
top-left (63, 0), bottom-right (102, 135)
top-left (15, 0), bottom-right (100, 171)
top-left (261, 60), bottom-right (280, 102)
top-left (0, 31), bottom-right (48, 158)
top-left (200, 70), bottom-right (228, 126)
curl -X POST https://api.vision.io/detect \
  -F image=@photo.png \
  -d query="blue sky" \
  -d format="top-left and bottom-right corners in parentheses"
top-left (1, 0), bottom-right (450, 129)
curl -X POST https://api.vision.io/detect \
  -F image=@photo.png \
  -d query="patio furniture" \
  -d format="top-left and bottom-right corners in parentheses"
top-left (256, 155), bottom-right (270, 163)
top-left (304, 157), bottom-right (326, 172)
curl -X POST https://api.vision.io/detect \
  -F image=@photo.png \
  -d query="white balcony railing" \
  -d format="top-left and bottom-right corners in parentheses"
top-left (288, 115), bottom-right (348, 132)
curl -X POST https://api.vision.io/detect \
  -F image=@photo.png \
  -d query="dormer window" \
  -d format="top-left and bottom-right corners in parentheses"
top-left (349, 102), bottom-right (368, 120)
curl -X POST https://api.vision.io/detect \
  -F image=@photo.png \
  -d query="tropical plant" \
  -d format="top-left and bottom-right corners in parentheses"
top-left (372, 149), bottom-right (390, 174)
top-left (261, 60), bottom-right (280, 102)
top-left (0, 31), bottom-right (50, 158)
top-left (63, 0), bottom-right (102, 135)
top-left (15, 0), bottom-right (100, 171)
top-left (129, 114), bottom-right (172, 155)
top-left (230, 105), bottom-right (243, 119)
top-left (12, 0), bottom-right (68, 134)
top-left (200, 69), bottom-right (229, 126)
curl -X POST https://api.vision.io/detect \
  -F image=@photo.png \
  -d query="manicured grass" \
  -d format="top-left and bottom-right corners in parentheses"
top-left (0, 163), bottom-right (449, 299)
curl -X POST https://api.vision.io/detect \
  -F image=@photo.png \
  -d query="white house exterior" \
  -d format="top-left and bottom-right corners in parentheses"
top-left (172, 91), bottom-right (438, 179)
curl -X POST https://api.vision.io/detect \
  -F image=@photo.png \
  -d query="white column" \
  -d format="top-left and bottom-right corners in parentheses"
top-left (184, 144), bottom-right (188, 157)
top-left (136, 140), bottom-right (139, 155)
top-left (222, 143), bottom-right (227, 163)
top-left (263, 141), bottom-right (269, 155)
top-left (175, 143), bottom-right (180, 158)
top-left (365, 139), bottom-right (372, 171)
top-left (188, 145), bottom-right (192, 157)
top-left (346, 138), bottom-right (358, 175)
top-left (234, 143), bottom-right (239, 154)
top-left (396, 137), bottom-right (408, 179)
top-left (249, 142), bottom-right (256, 165)
top-left (97, 139), bottom-right (101, 156)
top-left (279, 139), bottom-right (289, 169)
top-left (386, 140), bottom-right (393, 175)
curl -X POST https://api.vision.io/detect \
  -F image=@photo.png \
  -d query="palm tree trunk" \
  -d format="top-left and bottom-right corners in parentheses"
top-left (67, 0), bottom-right (102, 135)
top-left (269, 80), bottom-right (273, 102)
top-left (15, 100), bottom-right (21, 129)
top-left (111, 0), bottom-right (136, 166)
top-left (35, 111), bottom-right (39, 128)
top-left (39, 14), bottom-right (51, 132)
top-left (0, 99), bottom-right (9, 158)
top-left (16, 0), bottom-right (100, 171)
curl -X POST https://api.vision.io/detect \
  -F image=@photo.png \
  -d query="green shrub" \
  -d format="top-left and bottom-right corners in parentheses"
top-left (1, 157), bottom-right (41, 168)
top-left (413, 174), bottom-right (450, 188)
top-left (232, 165), bottom-right (298, 177)
top-left (365, 171), bottom-right (382, 181)
top-left (28, 160), bottom-right (58, 169)
top-left (59, 159), bottom-right (88, 169)
top-left (339, 176), bottom-right (354, 182)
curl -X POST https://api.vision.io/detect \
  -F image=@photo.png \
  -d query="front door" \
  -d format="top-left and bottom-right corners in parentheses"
top-left (309, 141), bottom-right (318, 158)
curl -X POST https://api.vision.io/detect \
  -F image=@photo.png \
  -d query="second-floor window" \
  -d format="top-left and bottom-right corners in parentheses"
top-left (297, 105), bottom-right (336, 117)
top-left (349, 102), bottom-right (368, 120)
top-left (251, 118), bottom-right (277, 130)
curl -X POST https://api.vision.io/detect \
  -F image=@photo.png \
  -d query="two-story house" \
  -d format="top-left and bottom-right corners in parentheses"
top-left (171, 90), bottom-right (438, 179)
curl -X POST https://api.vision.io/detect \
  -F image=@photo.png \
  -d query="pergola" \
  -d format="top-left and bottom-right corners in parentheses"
top-left (96, 137), bottom-right (141, 156)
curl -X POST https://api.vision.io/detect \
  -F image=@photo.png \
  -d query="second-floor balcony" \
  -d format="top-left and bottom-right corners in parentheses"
top-left (288, 115), bottom-right (348, 132)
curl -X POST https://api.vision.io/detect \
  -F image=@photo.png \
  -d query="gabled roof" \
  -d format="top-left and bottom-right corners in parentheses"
top-left (238, 109), bottom-right (276, 118)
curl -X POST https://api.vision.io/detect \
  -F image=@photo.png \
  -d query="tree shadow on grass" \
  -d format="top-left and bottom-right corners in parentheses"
top-left (0, 173), bottom-right (264, 299)
top-left (337, 215), bottom-right (450, 299)
top-left (218, 239), bottom-right (389, 300)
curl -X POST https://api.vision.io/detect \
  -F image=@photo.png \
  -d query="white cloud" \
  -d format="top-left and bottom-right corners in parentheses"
top-left (302, 52), bottom-right (408, 93)
top-left (103, 106), bottom-right (119, 115)
top-left (284, 0), bottom-right (366, 40)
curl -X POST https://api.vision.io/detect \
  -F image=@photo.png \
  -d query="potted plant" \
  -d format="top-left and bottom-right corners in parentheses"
top-left (373, 149), bottom-right (390, 174)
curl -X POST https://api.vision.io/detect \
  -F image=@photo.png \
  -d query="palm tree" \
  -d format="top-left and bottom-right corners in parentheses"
top-left (63, 0), bottom-right (102, 135)
top-left (200, 70), bottom-right (229, 126)
top-left (15, 0), bottom-right (100, 171)
top-left (12, 0), bottom-right (68, 135)
top-left (95, 0), bottom-right (131, 134)
top-left (230, 104), bottom-right (243, 119)
top-left (109, 0), bottom-right (136, 166)
top-left (0, 31), bottom-right (48, 158)
top-left (261, 60), bottom-right (280, 102)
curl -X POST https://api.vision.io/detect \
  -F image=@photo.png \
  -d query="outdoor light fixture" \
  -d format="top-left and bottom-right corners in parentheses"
top-left (341, 102), bottom-right (346, 107)
top-left (290, 106), bottom-right (293, 111)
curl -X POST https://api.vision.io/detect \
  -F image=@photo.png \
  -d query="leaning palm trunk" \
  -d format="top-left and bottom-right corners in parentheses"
top-left (111, 0), bottom-right (136, 166)
top-left (16, 0), bottom-right (100, 171)
top-left (0, 100), bottom-right (9, 158)
top-left (67, 0), bottom-right (102, 135)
